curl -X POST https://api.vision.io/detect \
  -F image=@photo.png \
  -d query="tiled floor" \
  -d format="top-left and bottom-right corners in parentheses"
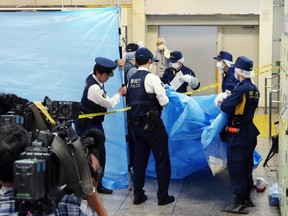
top-left (99, 111), bottom-right (281, 216)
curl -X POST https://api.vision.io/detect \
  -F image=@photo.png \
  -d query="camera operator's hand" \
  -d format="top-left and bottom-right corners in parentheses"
top-left (86, 190), bottom-right (108, 216)
top-left (90, 153), bottom-right (100, 173)
top-left (118, 86), bottom-right (127, 96)
top-left (86, 154), bottom-right (108, 216)
top-left (89, 153), bottom-right (104, 186)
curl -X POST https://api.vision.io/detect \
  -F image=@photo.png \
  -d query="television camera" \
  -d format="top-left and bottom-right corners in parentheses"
top-left (0, 95), bottom-right (104, 214)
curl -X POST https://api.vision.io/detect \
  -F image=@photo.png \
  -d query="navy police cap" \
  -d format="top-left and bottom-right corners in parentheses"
top-left (125, 43), bottom-right (139, 52)
top-left (213, 51), bottom-right (233, 62)
top-left (135, 47), bottom-right (159, 62)
top-left (235, 56), bottom-right (253, 71)
top-left (169, 51), bottom-right (183, 63)
top-left (95, 57), bottom-right (118, 77)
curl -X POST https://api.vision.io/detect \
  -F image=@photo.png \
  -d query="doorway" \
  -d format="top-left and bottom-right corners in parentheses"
top-left (159, 26), bottom-right (218, 95)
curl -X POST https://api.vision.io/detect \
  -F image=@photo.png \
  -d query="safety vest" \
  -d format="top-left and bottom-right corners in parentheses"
top-left (80, 74), bottom-right (107, 123)
top-left (127, 70), bottom-right (162, 117)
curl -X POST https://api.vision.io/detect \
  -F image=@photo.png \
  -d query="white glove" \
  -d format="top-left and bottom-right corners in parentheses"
top-left (180, 74), bottom-right (200, 89)
top-left (225, 89), bottom-right (231, 96)
top-left (164, 49), bottom-right (170, 59)
top-left (180, 74), bottom-right (190, 82)
top-left (214, 92), bottom-right (228, 109)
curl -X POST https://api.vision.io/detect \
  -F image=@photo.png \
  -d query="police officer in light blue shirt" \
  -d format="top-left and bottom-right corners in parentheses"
top-left (220, 56), bottom-right (260, 214)
top-left (126, 47), bottom-right (175, 206)
top-left (214, 50), bottom-right (239, 92)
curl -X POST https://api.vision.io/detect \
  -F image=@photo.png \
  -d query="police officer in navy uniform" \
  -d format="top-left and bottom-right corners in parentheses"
top-left (126, 47), bottom-right (175, 206)
top-left (220, 56), bottom-right (260, 214)
top-left (75, 57), bottom-right (127, 194)
top-left (161, 51), bottom-right (200, 93)
top-left (214, 50), bottom-right (239, 92)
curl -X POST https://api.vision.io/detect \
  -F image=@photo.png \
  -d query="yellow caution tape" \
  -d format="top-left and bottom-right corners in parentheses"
top-left (254, 62), bottom-right (275, 71)
top-left (78, 106), bottom-right (131, 119)
top-left (184, 82), bottom-right (222, 95)
top-left (77, 62), bottom-right (281, 117)
top-left (34, 102), bottom-right (56, 125)
top-left (255, 66), bottom-right (280, 76)
top-left (184, 64), bottom-right (280, 95)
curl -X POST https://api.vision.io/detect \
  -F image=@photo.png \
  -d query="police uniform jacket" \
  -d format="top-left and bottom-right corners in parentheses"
top-left (127, 67), bottom-right (168, 118)
top-left (220, 78), bottom-right (260, 146)
top-left (162, 65), bottom-right (198, 93)
top-left (222, 66), bottom-right (239, 92)
top-left (80, 74), bottom-right (121, 123)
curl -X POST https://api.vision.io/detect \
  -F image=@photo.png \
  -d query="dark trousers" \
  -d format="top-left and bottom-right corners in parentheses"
top-left (227, 136), bottom-right (257, 200)
top-left (131, 119), bottom-right (171, 201)
top-left (75, 119), bottom-right (106, 173)
top-left (127, 124), bottom-right (135, 170)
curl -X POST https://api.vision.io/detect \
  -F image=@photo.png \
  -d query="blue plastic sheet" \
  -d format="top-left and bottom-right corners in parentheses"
top-left (0, 8), bottom-right (128, 189)
top-left (0, 11), bottom-right (262, 185)
top-left (146, 87), bottom-right (262, 179)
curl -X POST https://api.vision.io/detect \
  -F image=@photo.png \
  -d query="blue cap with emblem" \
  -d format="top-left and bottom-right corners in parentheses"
top-left (235, 56), bottom-right (253, 71)
top-left (95, 57), bottom-right (118, 77)
top-left (135, 47), bottom-right (159, 62)
top-left (213, 51), bottom-right (233, 62)
top-left (169, 51), bottom-right (183, 63)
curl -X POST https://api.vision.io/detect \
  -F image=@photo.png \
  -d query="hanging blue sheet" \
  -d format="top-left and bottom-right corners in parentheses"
top-left (0, 9), bottom-right (262, 186)
top-left (0, 7), bottom-right (128, 189)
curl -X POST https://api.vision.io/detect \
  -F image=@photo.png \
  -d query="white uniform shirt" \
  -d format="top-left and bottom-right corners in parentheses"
top-left (137, 66), bottom-right (169, 107)
top-left (87, 74), bottom-right (121, 109)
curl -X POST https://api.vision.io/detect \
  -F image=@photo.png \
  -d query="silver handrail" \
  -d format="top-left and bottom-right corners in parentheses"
top-left (265, 75), bottom-right (280, 114)
top-left (269, 89), bottom-right (280, 138)
top-left (264, 60), bottom-right (280, 114)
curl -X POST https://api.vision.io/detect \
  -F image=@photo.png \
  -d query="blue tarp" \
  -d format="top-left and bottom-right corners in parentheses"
top-left (0, 9), bottom-right (261, 187)
top-left (0, 7), bottom-right (128, 189)
top-left (147, 87), bottom-right (262, 179)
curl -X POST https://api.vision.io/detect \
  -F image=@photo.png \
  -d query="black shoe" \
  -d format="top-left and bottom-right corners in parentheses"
top-left (158, 195), bottom-right (175, 206)
top-left (133, 194), bottom-right (147, 205)
top-left (221, 203), bottom-right (249, 214)
top-left (234, 195), bottom-right (245, 205)
top-left (97, 185), bottom-right (113, 194)
top-left (244, 199), bottom-right (256, 207)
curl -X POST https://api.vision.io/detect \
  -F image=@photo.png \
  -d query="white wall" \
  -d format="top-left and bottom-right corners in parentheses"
top-left (220, 26), bottom-right (259, 86)
top-left (145, 0), bottom-right (259, 15)
top-left (0, 0), bottom-right (132, 6)
top-left (278, 1), bottom-right (288, 213)
top-left (158, 26), bottom-right (218, 95)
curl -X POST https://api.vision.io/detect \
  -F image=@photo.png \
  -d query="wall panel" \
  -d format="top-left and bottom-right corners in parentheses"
top-left (145, 0), bottom-right (259, 15)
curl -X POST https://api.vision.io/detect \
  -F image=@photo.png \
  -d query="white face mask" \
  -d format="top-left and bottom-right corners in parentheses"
top-left (216, 61), bottom-right (225, 71)
top-left (234, 68), bottom-right (242, 80)
top-left (171, 62), bottom-right (180, 69)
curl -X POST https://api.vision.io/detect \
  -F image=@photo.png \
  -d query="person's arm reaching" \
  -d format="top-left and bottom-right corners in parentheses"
top-left (86, 154), bottom-right (108, 216)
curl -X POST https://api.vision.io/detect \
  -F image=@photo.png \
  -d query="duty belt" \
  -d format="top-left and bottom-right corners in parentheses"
top-left (128, 116), bottom-right (145, 125)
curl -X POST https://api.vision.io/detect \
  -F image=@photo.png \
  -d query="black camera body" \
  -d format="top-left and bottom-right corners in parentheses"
top-left (0, 96), bottom-right (103, 214)
top-left (47, 100), bottom-right (80, 123)
top-left (14, 131), bottom-right (63, 214)
top-left (0, 101), bottom-right (35, 132)
top-left (0, 114), bottom-right (24, 125)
